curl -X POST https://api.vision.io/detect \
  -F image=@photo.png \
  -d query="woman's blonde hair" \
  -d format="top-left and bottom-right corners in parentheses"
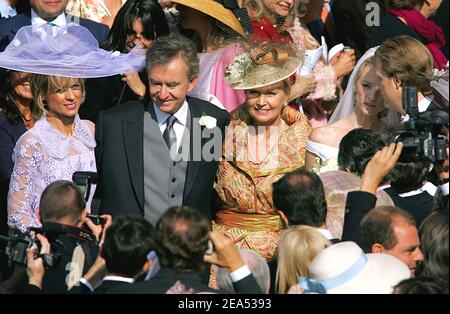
top-left (30, 74), bottom-right (85, 114)
top-left (244, 0), bottom-right (302, 28)
top-left (374, 36), bottom-right (433, 94)
top-left (276, 225), bottom-right (331, 294)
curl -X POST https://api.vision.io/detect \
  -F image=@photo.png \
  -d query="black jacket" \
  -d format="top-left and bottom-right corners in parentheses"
top-left (40, 223), bottom-right (99, 294)
top-left (107, 268), bottom-right (262, 294)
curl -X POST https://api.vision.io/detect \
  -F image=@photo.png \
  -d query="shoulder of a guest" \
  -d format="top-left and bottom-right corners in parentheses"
top-left (188, 96), bottom-right (229, 119)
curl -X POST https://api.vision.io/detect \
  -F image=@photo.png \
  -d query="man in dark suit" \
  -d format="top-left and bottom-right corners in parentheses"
top-left (109, 206), bottom-right (262, 294)
top-left (95, 33), bottom-right (229, 225)
top-left (0, 0), bottom-right (108, 51)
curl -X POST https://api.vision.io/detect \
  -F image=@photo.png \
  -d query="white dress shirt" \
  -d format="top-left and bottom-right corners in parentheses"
top-left (31, 9), bottom-right (67, 27)
top-left (0, 0), bottom-right (16, 18)
top-left (153, 100), bottom-right (189, 152)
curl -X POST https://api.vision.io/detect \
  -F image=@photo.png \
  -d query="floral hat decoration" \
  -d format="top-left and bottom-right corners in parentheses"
top-left (224, 42), bottom-right (303, 90)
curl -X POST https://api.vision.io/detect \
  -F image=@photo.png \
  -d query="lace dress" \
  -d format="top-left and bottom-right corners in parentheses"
top-left (7, 114), bottom-right (96, 232)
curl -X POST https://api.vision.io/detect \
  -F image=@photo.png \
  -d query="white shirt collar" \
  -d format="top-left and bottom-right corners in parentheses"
top-left (153, 99), bottom-right (189, 127)
top-left (31, 8), bottom-right (66, 27)
top-left (0, 0), bottom-right (16, 18)
top-left (316, 228), bottom-right (334, 240)
top-left (102, 275), bottom-right (134, 283)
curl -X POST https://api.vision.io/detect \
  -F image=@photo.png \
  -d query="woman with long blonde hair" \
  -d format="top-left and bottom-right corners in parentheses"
top-left (276, 225), bottom-right (331, 294)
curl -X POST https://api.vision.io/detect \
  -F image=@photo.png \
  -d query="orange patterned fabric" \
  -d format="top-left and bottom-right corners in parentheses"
top-left (213, 105), bottom-right (311, 260)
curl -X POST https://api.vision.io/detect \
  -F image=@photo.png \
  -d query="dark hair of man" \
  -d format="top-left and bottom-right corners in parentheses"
top-left (155, 206), bottom-right (209, 273)
top-left (393, 275), bottom-right (449, 294)
top-left (39, 180), bottom-right (86, 225)
top-left (146, 34), bottom-right (200, 81)
top-left (102, 216), bottom-right (155, 278)
top-left (338, 128), bottom-right (385, 177)
top-left (358, 206), bottom-right (416, 253)
top-left (272, 169), bottom-right (327, 227)
top-left (102, 0), bottom-right (169, 52)
top-left (418, 211), bottom-right (449, 280)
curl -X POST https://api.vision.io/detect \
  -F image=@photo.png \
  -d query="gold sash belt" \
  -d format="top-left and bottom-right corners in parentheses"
top-left (215, 210), bottom-right (283, 232)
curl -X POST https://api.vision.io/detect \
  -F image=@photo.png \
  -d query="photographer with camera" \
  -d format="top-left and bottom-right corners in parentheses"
top-left (34, 180), bottom-right (111, 293)
top-left (374, 36), bottom-right (449, 211)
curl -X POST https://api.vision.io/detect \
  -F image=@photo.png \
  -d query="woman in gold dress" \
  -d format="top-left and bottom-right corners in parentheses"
top-left (212, 44), bottom-right (311, 261)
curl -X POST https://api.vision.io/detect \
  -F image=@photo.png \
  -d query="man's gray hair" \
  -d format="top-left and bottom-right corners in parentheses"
top-left (146, 34), bottom-right (199, 81)
top-left (216, 248), bottom-right (270, 293)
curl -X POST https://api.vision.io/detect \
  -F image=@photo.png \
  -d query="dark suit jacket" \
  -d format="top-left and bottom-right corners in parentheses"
top-left (383, 187), bottom-right (433, 227)
top-left (93, 279), bottom-right (132, 294)
top-left (0, 12), bottom-right (109, 51)
top-left (107, 268), bottom-right (262, 294)
top-left (95, 97), bottom-right (229, 220)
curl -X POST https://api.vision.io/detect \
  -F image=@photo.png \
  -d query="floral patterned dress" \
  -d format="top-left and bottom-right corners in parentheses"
top-left (7, 114), bottom-right (96, 232)
top-left (213, 105), bottom-right (311, 260)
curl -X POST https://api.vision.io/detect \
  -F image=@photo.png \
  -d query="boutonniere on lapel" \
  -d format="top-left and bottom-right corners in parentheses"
top-left (199, 112), bottom-right (217, 129)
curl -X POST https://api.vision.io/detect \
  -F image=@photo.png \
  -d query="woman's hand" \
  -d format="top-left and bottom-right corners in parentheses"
top-left (122, 72), bottom-right (147, 99)
top-left (329, 49), bottom-right (356, 79)
top-left (289, 74), bottom-right (317, 100)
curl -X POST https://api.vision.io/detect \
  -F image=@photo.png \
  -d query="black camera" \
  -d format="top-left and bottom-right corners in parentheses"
top-left (393, 86), bottom-right (448, 163)
top-left (87, 214), bottom-right (106, 225)
top-left (0, 228), bottom-right (57, 269)
top-left (72, 171), bottom-right (98, 202)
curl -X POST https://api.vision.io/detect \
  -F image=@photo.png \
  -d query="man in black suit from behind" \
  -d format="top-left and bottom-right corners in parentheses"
top-left (109, 206), bottom-right (262, 294)
top-left (0, 0), bottom-right (108, 51)
top-left (95, 33), bottom-right (229, 225)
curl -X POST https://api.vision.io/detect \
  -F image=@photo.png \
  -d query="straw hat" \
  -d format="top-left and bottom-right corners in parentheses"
top-left (225, 44), bottom-right (302, 90)
top-left (300, 242), bottom-right (410, 294)
top-left (171, 0), bottom-right (247, 37)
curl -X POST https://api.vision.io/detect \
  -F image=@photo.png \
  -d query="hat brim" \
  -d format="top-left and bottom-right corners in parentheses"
top-left (171, 0), bottom-right (246, 37)
top-left (327, 254), bottom-right (410, 294)
top-left (228, 56), bottom-right (301, 90)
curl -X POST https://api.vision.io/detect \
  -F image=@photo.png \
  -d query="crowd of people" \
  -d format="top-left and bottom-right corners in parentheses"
top-left (0, 0), bottom-right (448, 295)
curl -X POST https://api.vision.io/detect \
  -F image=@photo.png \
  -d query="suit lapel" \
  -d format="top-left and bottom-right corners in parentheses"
top-left (123, 106), bottom-right (145, 212)
top-left (184, 98), bottom-right (204, 199)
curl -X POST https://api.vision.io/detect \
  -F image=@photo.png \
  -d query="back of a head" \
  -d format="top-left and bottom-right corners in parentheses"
top-left (102, 216), bottom-right (155, 278)
top-left (39, 180), bottom-right (86, 225)
top-left (216, 248), bottom-right (270, 293)
top-left (358, 206), bottom-right (416, 253)
top-left (306, 241), bottom-right (410, 294)
top-left (338, 128), bottom-right (385, 177)
top-left (146, 33), bottom-right (199, 81)
top-left (393, 275), bottom-right (449, 294)
top-left (418, 212), bottom-right (449, 279)
top-left (272, 169), bottom-right (327, 227)
top-left (276, 225), bottom-right (331, 294)
top-left (155, 206), bottom-right (210, 272)
top-left (374, 36), bottom-right (433, 94)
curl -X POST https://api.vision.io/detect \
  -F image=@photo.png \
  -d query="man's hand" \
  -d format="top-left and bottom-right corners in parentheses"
top-left (26, 234), bottom-right (51, 289)
top-left (203, 231), bottom-right (245, 273)
top-left (84, 214), bottom-right (112, 242)
top-left (361, 142), bottom-right (403, 194)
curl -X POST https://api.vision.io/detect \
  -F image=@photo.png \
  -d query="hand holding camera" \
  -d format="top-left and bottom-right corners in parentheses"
top-left (26, 234), bottom-right (51, 289)
top-left (203, 231), bottom-right (245, 273)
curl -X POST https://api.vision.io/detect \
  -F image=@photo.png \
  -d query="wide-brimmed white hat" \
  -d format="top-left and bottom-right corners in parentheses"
top-left (299, 242), bottom-right (410, 294)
